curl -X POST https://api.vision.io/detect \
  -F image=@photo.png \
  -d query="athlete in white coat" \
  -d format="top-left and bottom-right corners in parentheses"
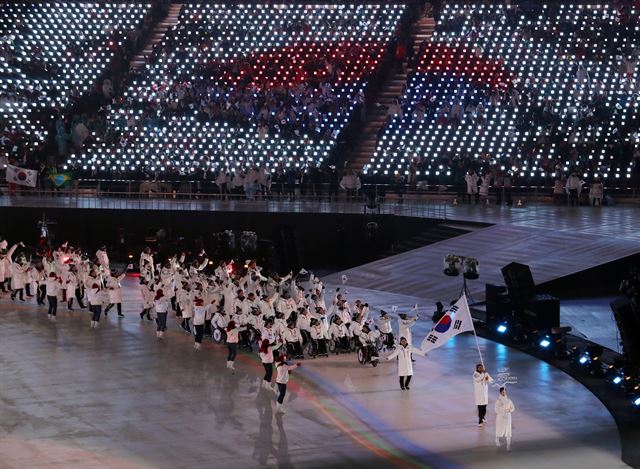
top-left (398, 313), bottom-right (418, 346)
top-left (385, 337), bottom-right (426, 390)
top-left (104, 271), bottom-right (126, 317)
top-left (495, 387), bottom-right (515, 450)
top-left (96, 246), bottom-right (110, 270)
top-left (473, 364), bottom-right (494, 426)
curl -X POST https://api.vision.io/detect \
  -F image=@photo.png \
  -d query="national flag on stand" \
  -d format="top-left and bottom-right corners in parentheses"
top-left (421, 294), bottom-right (475, 353)
top-left (6, 164), bottom-right (38, 187)
top-left (49, 172), bottom-right (73, 188)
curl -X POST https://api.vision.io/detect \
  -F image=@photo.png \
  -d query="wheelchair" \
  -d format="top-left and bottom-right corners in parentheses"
top-left (357, 342), bottom-right (380, 367)
top-left (212, 326), bottom-right (227, 343)
top-left (306, 338), bottom-right (329, 358)
top-left (240, 327), bottom-right (258, 351)
top-left (328, 335), bottom-right (351, 354)
top-left (377, 332), bottom-right (395, 351)
top-left (286, 341), bottom-right (305, 359)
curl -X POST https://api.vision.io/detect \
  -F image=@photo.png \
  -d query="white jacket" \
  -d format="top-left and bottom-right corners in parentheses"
top-left (378, 317), bottom-right (393, 334)
top-left (398, 317), bottom-right (418, 345)
top-left (328, 323), bottom-right (348, 339)
top-left (495, 395), bottom-right (515, 438)
top-left (193, 305), bottom-right (206, 326)
top-left (259, 343), bottom-right (281, 364)
top-left (11, 262), bottom-right (29, 289)
top-left (107, 273), bottom-right (125, 303)
top-left (310, 324), bottom-right (328, 340)
top-left (276, 363), bottom-right (298, 384)
top-left (386, 345), bottom-right (425, 376)
top-left (473, 371), bottom-right (494, 405)
top-left (96, 249), bottom-right (110, 269)
top-left (283, 327), bottom-right (302, 344)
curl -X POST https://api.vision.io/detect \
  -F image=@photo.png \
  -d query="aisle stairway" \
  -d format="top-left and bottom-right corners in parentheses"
top-left (347, 16), bottom-right (435, 171)
top-left (129, 4), bottom-right (183, 69)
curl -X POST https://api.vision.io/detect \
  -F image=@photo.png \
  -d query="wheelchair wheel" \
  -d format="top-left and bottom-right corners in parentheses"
top-left (248, 328), bottom-right (257, 344)
top-left (372, 358), bottom-right (378, 367)
top-left (305, 342), bottom-right (315, 358)
top-left (213, 328), bottom-right (225, 343)
top-left (328, 339), bottom-right (337, 354)
top-left (376, 335), bottom-right (385, 351)
top-left (349, 337), bottom-right (357, 351)
top-left (357, 348), bottom-right (365, 364)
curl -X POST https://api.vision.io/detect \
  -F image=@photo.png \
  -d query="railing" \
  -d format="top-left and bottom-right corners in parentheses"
top-left (0, 187), bottom-right (450, 220)
top-left (3, 178), bottom-right (638, 202)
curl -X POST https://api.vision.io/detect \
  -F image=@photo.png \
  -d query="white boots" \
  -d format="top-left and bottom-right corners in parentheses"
top-left (90, 321), bottom-right (99, 329)
top-left (194, 342), bottom-right (201, 351)
top-left (156, 331), bottom-right (164, 339)
top-left (276, 403), bottom-right (285, 414)
top-left (226, 361), bottom-right (235, 373)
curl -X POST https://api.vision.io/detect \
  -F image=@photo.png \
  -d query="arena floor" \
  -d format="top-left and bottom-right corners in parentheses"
top-left (0, 278), bottom-right (627, 469)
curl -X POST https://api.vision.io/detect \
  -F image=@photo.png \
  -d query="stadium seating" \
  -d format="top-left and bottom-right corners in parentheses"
top-left (66, 3), bottom-right (405, 174)
top-left (365, 3), bottom-right (639, 184)
top-left (0, 3), bottom-right (151, 150)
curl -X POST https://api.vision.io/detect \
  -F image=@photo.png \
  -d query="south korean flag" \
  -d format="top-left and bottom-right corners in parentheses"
top-left (421, 294), bottom-right (475, 353)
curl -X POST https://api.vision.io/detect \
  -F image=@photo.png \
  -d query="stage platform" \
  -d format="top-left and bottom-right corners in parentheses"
top-left (323, 222), bottom-right (640, 305)
top-left (0, 279), bottom-right (629, 469)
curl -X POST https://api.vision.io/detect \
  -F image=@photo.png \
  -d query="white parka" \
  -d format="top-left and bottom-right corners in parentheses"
top-left (398, 317), bottom-right (418, 345)
top-left (386, 344), bottom-right (426, 376)
top-left (473, 371), bottom-right (494, 405)
top-left (495, 394), bottom-right (515, 438)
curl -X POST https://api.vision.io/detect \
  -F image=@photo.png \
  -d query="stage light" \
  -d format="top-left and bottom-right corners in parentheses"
top-left (539, 338), bottom-right (551, 348)
top-left (579, 355), bottom-right (589, 365)
top-left (634, 396), bottom-right (640, 407)
top-left (443, 254), bottom-right (461, 276)
top-left (612, 376), bottom-right (623, 385)
top-left (497, 323), bottom-right (508, 334)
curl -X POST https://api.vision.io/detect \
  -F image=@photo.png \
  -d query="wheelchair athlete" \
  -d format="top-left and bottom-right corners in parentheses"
top-left (308, 317), bottom-right (329, 357)
top-left (377, 310), bottom-right (395, 350)
top-left (357, 324), bottom-right (381, 366)
top-left (211, 307), bottom-right (229, 343)
top-left (328, 316), bottom-right (351, 354)
top-left (283, 321), bottom-right (305, 359)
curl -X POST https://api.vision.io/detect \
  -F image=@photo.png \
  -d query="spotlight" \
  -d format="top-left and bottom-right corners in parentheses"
top-left (443, 254), bottom-right (461, 276)
top-left (634, 396), bottom-right (640, 407)
top-left (579, 355), bottom-right (589, 365)
top-left (612, 376), bottom-right (623, 385)
top-left (539, 338), bottom-right (551, 348)
top-left (496, 323), bottom-right (508, 334)
top-left (463, 257), bottom-right (480, 279)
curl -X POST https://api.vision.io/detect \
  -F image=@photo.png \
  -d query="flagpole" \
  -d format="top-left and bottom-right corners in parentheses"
top-left (461, 293), bottom-right (485, 368)
top-left (471, 324), bottom-right (485, 369)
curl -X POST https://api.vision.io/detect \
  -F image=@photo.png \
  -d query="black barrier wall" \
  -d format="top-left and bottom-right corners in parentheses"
top-left (1, 207), bottom-right (461, 272)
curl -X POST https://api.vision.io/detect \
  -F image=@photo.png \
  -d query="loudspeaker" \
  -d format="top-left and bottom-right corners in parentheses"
top-left (486, 284), bottom-right (511, 323)
top-left (501, 262), bottom-right (536, 302)
top-left (517, 294), bottom-right (560, 330)
top-left (611, 298), bottom-right (640, 367)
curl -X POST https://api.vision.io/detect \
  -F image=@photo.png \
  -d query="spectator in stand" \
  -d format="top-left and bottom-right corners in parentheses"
top-left (565, 172), bottom-right (582, 206)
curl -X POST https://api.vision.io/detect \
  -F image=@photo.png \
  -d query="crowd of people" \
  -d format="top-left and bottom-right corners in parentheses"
top-left (0, 1), bottom-right (169, 170)
top-left (0, 234), bottom-right (517, 435)
top-left (369, 1), bottom-right (640, 191)
top-left (3, 1), bottom-right (639, 198)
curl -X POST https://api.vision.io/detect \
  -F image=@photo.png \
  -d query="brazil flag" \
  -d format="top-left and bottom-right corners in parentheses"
top-left (49, 172), bottom-right (73, 188)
